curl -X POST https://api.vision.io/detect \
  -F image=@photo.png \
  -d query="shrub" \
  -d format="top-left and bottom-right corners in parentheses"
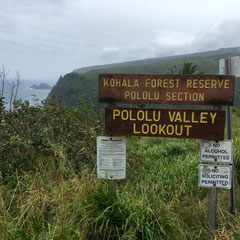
top-left (0, 99), bottom-right (103, 181)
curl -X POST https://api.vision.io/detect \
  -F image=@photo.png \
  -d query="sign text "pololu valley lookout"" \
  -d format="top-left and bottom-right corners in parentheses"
top-left (99, 74), bottom-right (235, 105)
top-left (105, 108), bottom-right (225, 140)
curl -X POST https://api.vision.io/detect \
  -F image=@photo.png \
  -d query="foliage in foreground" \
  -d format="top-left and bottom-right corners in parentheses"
top-left (0, 98), bottom-right (102, 181)
top-left (0, 100), bottom-right (240, 239)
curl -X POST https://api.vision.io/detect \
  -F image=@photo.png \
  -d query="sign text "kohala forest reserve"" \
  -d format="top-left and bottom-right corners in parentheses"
top-left (99, 74), bottom-right (235, 106)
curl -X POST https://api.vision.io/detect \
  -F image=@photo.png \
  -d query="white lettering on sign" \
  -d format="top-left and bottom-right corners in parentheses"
top-left (97, 136), bottom-right (126, 179)
top-left (198, 164), bottom-right (232, 189)
top-left (200, 140), bottom-right (233, 163)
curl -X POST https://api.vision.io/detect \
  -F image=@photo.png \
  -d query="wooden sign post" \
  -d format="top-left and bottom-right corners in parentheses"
top-left (207, 106), bottom-right (221, 239)
top-left (98, 72), bottom-right (235, 236)
top-left (220, 57), bottom-right (238, 215)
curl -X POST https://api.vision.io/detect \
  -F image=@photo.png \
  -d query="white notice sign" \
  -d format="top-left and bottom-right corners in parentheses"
top-left (231, 56), bottom-right (240, 77)
top-left (199, 164), bottom-right (232, 189)
top-left (200, 140), bottom-right (233, 163)
top-left (219, 56), bottom-right (240, 77)
top-left (97, 136), bottom-right (126, 179)
top-left (219, 58), bottom-right (225, 75)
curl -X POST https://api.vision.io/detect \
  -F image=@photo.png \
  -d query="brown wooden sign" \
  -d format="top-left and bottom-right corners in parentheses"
top-left (105, 107), bottom-right (225, 140)
top-left (99, 74), bottom-right (235, 106)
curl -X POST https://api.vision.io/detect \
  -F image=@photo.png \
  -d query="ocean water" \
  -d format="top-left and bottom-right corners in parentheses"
top-left (2, 79), bottom-right (57, 108)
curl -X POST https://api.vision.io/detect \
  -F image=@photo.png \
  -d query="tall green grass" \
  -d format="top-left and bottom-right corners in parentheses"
top-left (0, 101), bottom-right (240, 239)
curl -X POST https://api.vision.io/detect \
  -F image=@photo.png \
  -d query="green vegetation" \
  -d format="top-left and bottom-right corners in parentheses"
top-left (1, 97), bottom-right (240, 239)
top-left (1, 50), bottom-right (240, 239)
top-left (170, 61), bottom-right (204, 75)
top-left (49, 47), bottom-right (240, 112)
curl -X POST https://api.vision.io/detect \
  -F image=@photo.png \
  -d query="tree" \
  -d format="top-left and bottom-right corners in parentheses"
top-left (171, 61), bottom-right (204, 75)
top-left (0, 64), bottom-right (10, 98)
top-left (9, 71), bottom-right (21, 111)
top-left (0, 65), bottom-right (22, 112)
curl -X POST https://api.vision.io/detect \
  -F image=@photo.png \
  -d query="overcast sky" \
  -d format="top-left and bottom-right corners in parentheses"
top-left (1, 0), bottom-right (240, 80)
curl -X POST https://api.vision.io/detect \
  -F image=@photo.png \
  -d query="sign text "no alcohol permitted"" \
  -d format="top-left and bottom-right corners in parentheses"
top-left (105, 108), bottom-right (225, 140)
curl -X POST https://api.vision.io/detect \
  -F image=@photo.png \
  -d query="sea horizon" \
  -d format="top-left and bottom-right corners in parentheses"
top-left (2, 78), bottom-right (58, 109)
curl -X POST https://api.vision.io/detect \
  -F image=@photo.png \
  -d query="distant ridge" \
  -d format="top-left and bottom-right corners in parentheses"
top-left (73, 47), bottom-right (240, 74)
top-left (49, 47), bottom-right (240, 111)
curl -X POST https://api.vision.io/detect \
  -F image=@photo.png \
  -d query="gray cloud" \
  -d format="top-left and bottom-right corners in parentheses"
top-left (139, 19), bottom-right (240, 58)
top-left (99, 47), bottom-right (121, 62)
top-left (1, 0), bottom-right (240, 79)
top-left (192, 19), bottom-right (240, 52)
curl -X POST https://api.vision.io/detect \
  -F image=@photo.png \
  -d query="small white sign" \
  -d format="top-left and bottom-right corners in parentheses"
top-left (199, 164), bottom-right (232, 189)
top-left (200, 140), bottom-right (233, 163)
top-left (219, 56), bottom-right (240, 77)
top-left (97, 136), bottom-right (126, 179)
top-left (231, 56), bottom-right (240, 77)
top-left (219, 58), bottom-right (225, 75)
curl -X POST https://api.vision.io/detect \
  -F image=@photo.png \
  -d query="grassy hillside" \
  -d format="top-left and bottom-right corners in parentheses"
top-left (49, 47), bottom-right (240, 111)
top-left (73, 47), bottom-right (240, 74)
top-left (0, 99), bottom-right (240, 239)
